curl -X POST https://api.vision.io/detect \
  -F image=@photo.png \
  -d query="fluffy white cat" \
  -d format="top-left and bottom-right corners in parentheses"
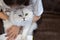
top-left (0, 0), bottom-right (37, 40)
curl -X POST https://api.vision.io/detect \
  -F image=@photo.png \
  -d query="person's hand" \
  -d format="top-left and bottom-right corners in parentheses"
top-left (0, 12), bottom-right (8, 20)
top-left (32, 16), bottom-right (41, 23)
top-left (6, 25), bottom-right (22, 40)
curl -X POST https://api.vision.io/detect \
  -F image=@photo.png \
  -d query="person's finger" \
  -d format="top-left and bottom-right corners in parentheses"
top-left (7, 32), bottom-right (17, 40)
top-left (10, 32), bottom-right (18, 39)
top-left (9, 36), bottom-right (15, 40)
top-left (7, 37), bottom-right (14, 40)
top-left (7, 32), bottom-right (14, 40)
top-left (6, 27), bottom-right (12, 33)
top-left (13, 34), bottom-right (16, 39)
top-left (14, 33), bottom-right (18, 39)
top-left (10, 32), bottom-right (19, 39)
top-left (6, 30), bottom-right (13, 37)
top-left (6, 32), bottom-right (12, 37)
top-left (6, 25), bottom-right (15, 33)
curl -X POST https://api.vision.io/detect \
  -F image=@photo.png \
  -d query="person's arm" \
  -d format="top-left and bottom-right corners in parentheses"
top-left (0, 0), bottom-right (9, 20)
top-left (0, 12), bottom-right (8, 20)
top-left (30, 0), bottom-right (43, 22)
top-left (33, 0), bottom-right (43, 16)
top-left (32, 16), bottom-right (41, 22)
top-left (0, 11), bottom-right (8, 20)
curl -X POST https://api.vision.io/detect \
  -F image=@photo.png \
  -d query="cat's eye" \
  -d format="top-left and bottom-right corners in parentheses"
top-left (19, 15), bottom-right (22, 17)
top-left (25, 13), bottom-right (28, 16)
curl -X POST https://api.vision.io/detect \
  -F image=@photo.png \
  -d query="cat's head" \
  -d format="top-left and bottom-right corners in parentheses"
top-left (10, 8), bottom-right (34, 22)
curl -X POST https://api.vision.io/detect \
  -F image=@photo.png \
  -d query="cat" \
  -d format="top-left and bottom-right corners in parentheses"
top-left (2, 8), bottom-right (37, 40)
top-left (0, 0), bottom-right (37, 40)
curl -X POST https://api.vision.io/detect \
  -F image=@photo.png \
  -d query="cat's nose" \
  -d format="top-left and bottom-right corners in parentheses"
top-left (23, 18), bottom-right (25, 21)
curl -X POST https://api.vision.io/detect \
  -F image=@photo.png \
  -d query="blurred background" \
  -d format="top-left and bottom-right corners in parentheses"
top-left (34, 0), bottom-right (60, 40)
top-left (0, 0), bottom-right (60, 40)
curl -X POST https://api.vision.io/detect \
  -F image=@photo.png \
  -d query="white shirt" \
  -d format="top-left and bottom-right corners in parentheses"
top-left (29, 0), bottom-right (43, 16)
top-left (0, 0), bottom-right (43, 16)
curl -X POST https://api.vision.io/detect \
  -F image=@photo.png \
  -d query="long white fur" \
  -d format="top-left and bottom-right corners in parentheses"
top-left (0, 0), bottom-right (37, 40)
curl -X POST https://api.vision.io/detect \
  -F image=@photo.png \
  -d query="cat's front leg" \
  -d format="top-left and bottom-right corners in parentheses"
top-left (21, 25), bottom-right (31, 40)
top-left (21, 29), bottom-right (27, 40)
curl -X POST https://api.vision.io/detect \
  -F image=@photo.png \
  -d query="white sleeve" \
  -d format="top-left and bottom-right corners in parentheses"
top-left (30, 0), bottom-right (43, 16)
top-left (0, 0), bottom-right (3, 11)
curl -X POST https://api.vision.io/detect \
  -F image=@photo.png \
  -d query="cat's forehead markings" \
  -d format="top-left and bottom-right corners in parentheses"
top-left (22, 10), bottom-right (24, 15)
